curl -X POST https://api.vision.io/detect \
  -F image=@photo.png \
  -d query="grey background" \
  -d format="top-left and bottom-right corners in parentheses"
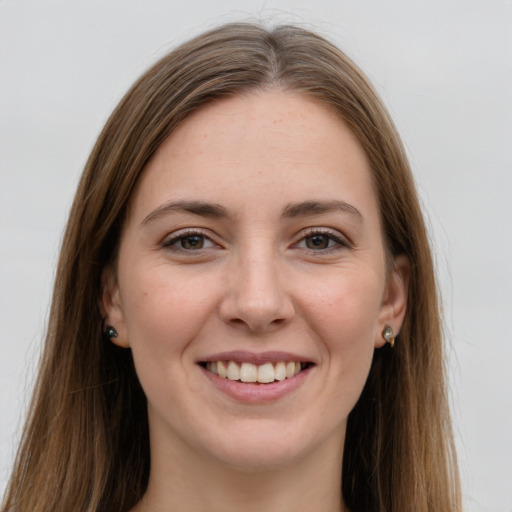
top-left (1, 1), bottom-right (511, 510)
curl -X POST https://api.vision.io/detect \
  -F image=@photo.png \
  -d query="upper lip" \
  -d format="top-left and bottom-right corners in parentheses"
top-left (197, 350), bottom-right (314, 365)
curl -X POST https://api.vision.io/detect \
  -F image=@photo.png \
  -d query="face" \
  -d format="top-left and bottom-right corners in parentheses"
top-left (103, 91), bottom-right (408, 472)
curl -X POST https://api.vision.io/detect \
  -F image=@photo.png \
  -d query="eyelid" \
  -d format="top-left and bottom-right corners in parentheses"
top-left (295, 227), bottom-right (352, 251)
top-left (160, 226), bottom-right (351, 253)
top-left (161, 228), bottom-right (220, 250)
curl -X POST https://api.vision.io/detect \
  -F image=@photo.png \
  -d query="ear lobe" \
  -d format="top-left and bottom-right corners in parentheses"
top-left (99, 267), bottom-right (130, 348)
top-left (375, 254), bottom-right (410, 348)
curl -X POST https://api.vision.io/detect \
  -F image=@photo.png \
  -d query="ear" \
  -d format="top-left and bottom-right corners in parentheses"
top-left (99, 266), bottom-right (130, 348)
top-left (375, 254), bottom-right (410, 348)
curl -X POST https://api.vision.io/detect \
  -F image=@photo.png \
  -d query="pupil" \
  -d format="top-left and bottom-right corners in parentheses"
top-left (307, 235), bottom-right (328, 249)
top-left (182, 236), bottom-right (203, 249)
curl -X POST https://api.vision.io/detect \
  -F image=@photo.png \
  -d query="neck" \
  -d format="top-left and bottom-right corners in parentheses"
top-left (132, 431), bottom-right (347, 512)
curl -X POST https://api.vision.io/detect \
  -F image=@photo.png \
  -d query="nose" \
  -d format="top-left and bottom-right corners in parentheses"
top-left (219, 249), bottom-right (295, 333)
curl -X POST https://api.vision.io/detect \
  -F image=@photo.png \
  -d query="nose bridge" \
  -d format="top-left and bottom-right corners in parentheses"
top-left (220, 238), bottom-right (294, 332)
top-left (241, 245), bottom-right (280, 304)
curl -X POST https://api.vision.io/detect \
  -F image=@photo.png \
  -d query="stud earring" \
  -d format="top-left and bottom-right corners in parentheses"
top-left (382, 325), bottom-right (395, 348)
top-left (105, 325), bottom-right (118, 340)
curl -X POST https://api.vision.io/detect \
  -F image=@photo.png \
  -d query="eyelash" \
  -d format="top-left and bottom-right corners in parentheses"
top-left (162, 229), bottom-right (218, 252)
top-left (162, 228), bottom-right (349, 254)
top-left (295, 228), bottom-right (350, 252)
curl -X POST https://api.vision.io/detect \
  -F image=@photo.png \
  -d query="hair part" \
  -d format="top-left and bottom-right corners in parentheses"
top-left (2, 22), bottom-right (460, 512)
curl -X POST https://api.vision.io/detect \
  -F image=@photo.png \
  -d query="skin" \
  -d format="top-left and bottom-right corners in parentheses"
top-left (102, 90), bottom-right (408, 512)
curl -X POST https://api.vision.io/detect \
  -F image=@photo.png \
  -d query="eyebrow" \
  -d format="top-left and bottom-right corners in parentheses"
top-left (140, 200), bottom-right (229, 227)
top-left (281, 200), bottom-right (363, 221)
top-left (140, 198), bottom-right (363, 227)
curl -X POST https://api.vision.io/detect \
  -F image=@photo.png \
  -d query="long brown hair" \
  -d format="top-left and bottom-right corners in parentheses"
top-left (2, 22), bottom-right (460, 512)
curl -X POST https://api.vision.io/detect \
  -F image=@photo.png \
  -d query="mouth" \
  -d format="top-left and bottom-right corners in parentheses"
top-left (199, 360), bottom-right (313, 384)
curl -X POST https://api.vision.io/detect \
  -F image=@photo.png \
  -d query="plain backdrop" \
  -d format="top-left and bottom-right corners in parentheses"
top-left (1, 1), bottom-right (511, 510)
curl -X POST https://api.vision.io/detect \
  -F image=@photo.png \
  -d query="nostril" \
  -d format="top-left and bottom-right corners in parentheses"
top-left (226, 314), bottom-right (288, 333)
top-left (220, 289), bottom-right (295, 333)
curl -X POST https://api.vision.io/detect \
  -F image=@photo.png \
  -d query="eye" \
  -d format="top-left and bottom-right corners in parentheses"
top-left (163, 231), bottom-right (217, 251)
top-left (295, 230), bottom-right (348, 251)
top-left (304, 234), bottom-right (333, 250)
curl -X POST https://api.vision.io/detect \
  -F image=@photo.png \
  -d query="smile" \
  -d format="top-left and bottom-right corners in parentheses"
top-left (203, 361), bottom-right (308, 384)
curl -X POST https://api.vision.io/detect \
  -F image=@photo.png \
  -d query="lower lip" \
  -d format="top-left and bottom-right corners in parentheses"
top-left (199, 365), bottom-right (312, 403)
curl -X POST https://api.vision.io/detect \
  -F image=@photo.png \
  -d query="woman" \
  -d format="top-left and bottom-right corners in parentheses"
top-left (1, 23), bottom-right (461, 512)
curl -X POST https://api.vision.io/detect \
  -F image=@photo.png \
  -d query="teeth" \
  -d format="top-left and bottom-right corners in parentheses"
top-left (240, 362), bottom-right (258, 382)
top-left (275, 361), bottom-right (286, 381)
top-left (206, 360), bottom-right (307, 384)
top-left (286, 361), bottom-right (296, 379)
top-left (218, 361), bottom-right (228, 378)
top-left (257, 362), bottom-right (275, 383)
top-left (227, 361), bottom-right (240, 381)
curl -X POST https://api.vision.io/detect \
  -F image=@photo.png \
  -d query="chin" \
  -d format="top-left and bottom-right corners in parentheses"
top-left (195, 416), bottom-right (343, 473)
top-left (208, 441), bottom-right (304, 472)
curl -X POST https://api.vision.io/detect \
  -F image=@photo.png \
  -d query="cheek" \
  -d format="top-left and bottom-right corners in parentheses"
top-left (299, 266), bottom-right (383, 392)
top-left (118, 268), bottom-right (220, 407)
top-left (119, 265), bottom-right (217, 356)
top-left (303, 266), bottom-right (383, 346)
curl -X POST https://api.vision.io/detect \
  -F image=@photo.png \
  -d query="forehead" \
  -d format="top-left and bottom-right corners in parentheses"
top-left (128, 90), bottom-right (378, 222)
